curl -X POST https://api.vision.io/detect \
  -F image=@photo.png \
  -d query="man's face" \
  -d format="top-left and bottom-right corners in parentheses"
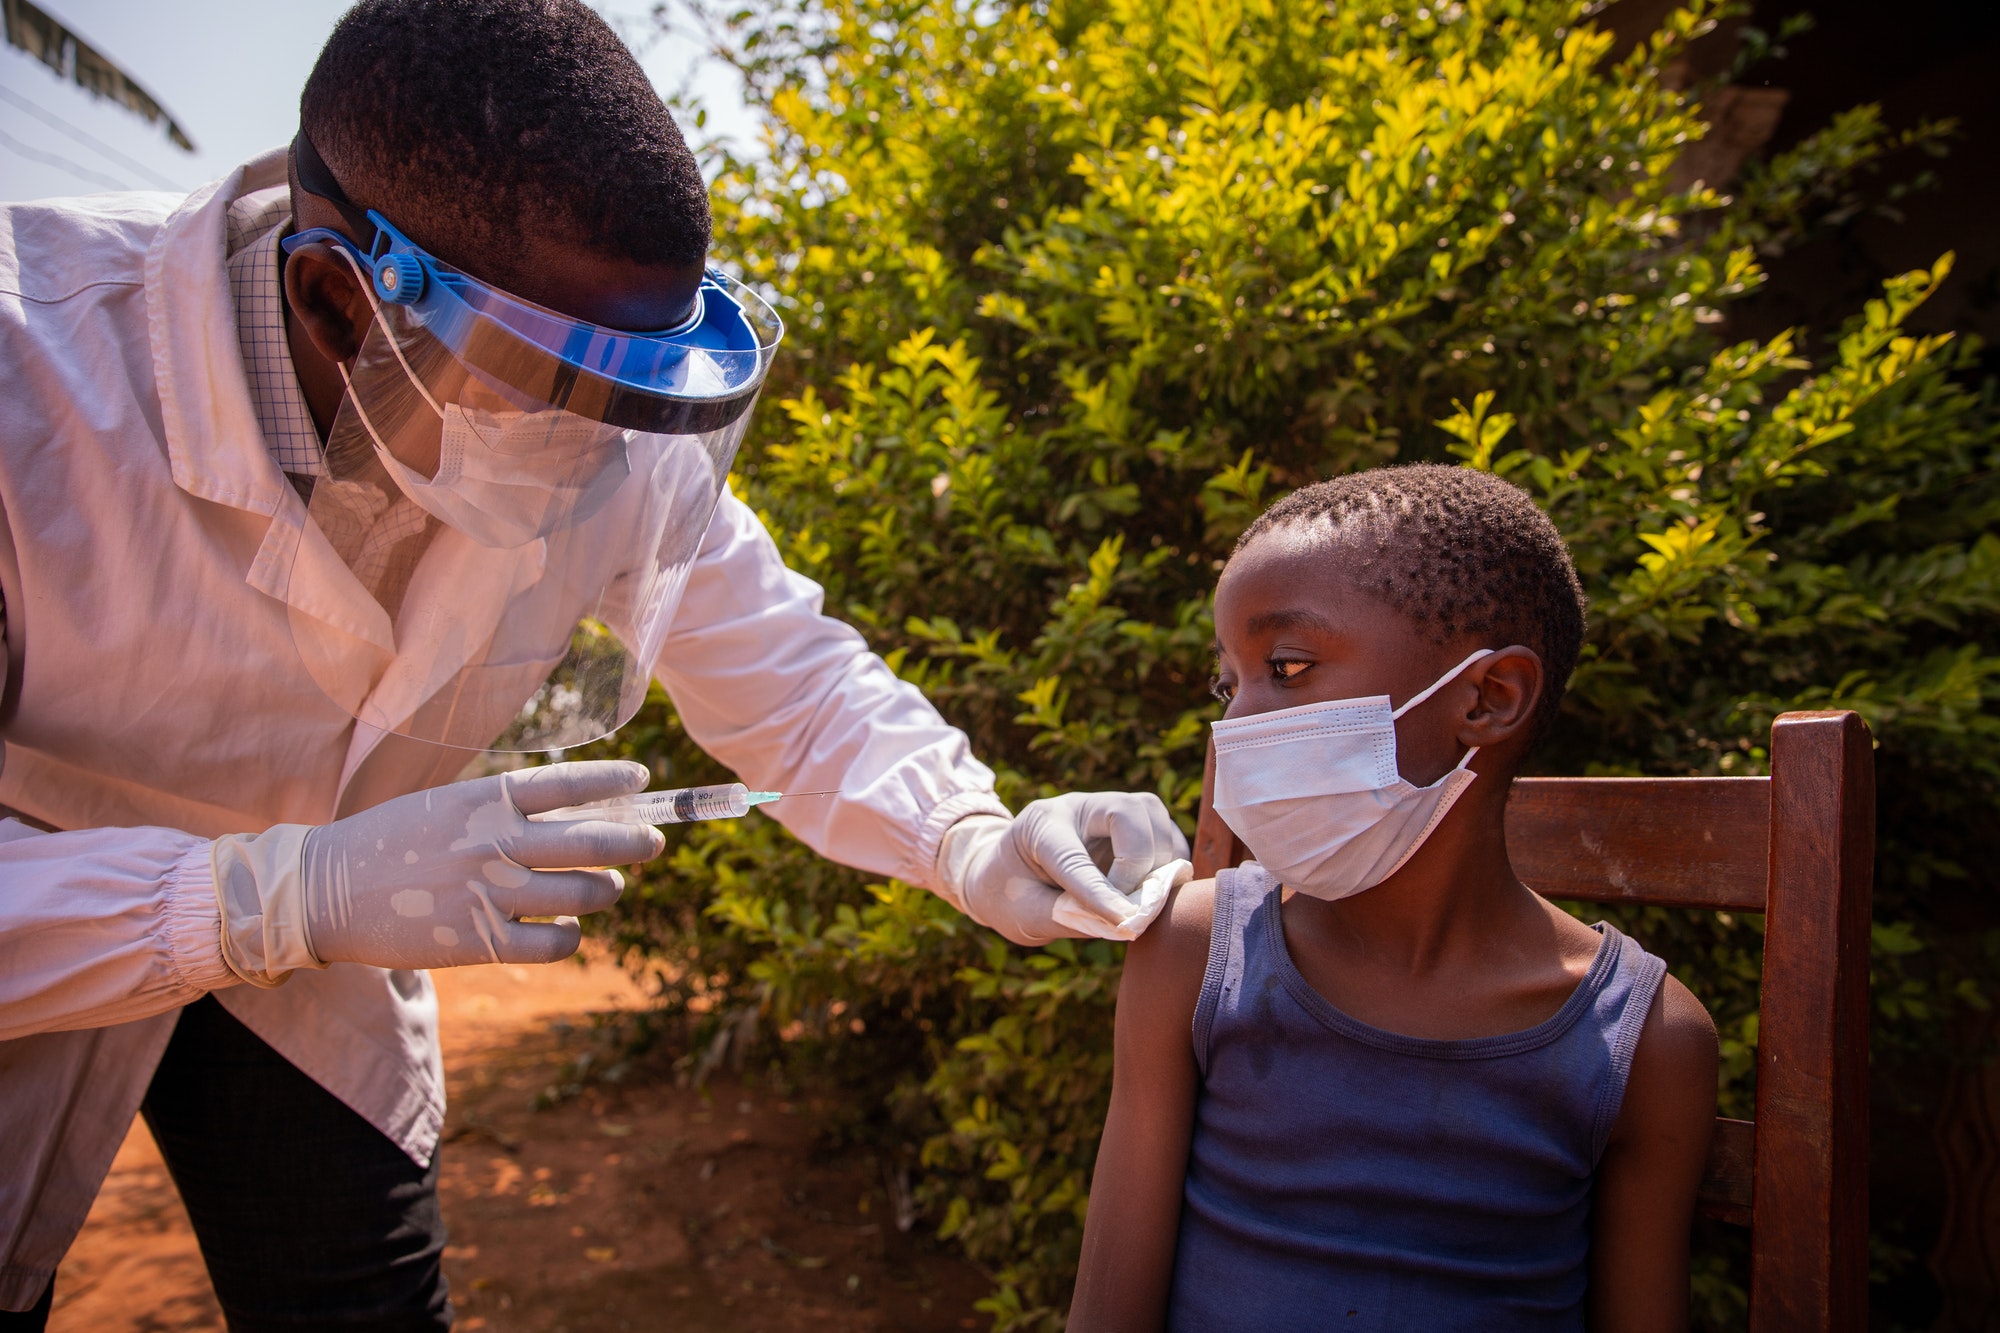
top-left (282, 170), bottom-right (713, 461)
top-left (492, 232), bottom-right (705, 333)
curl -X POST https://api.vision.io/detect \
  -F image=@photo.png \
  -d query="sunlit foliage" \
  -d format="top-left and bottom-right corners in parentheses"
top-left (583, 1), bottom-right (1998, 1324)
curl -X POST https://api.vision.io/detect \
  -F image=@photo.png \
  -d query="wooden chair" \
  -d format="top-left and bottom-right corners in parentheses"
top-left (1190, 709), bottom-right (1875, 1330)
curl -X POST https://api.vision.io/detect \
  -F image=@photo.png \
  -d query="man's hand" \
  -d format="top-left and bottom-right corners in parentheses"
top-left (937, 792), bottom-right (1189, 946)
top-left (210, 761), bottom-right (664, 982)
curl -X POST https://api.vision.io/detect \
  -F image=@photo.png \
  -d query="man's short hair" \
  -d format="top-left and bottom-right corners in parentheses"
top-left (1236, 465), bottom-right (1588, 742)
top-left (300, 0), bottom-right (710, 287)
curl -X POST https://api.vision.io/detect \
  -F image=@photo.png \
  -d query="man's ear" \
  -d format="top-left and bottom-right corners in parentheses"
top-left (1458, 646), bottom-right (1543, 749)
top-left (283, 242), bottom-right (375, 365)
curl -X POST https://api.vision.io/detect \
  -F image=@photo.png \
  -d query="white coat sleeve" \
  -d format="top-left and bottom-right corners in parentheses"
top-left (0, 818), bottom-right (235, 1042)
top-left (654, 491), bottom-right (1010, 891)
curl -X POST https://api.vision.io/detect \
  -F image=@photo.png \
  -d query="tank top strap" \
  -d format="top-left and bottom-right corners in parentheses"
top-left (1191, 863), bottom-right (1279, 1078)
top-left (1586, 923), bottom-right (1669, 1161)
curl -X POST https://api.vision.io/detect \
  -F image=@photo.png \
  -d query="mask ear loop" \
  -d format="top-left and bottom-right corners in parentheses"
top-left (323, 245), bottom-right (460, 491)
top-left (329, 250), bottom-right (630, 510)
top-left (1389, 648), bottom-right (1497, 720)
top-left (327, 245), bottom-right (447, 424)
top-left (1390, 647), bottom-right (1497, 773)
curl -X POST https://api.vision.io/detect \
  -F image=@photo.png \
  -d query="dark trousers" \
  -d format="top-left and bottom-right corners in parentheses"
top-left (2, 996), bottom-right (451, 1331)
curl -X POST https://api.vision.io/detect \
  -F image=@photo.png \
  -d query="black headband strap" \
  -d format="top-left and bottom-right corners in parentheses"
top-left (292, 129), bottom-right (380, 251)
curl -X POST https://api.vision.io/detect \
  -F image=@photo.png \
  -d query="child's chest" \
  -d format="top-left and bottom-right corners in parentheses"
top-left (1280, 914), bottom-right (1598, 1041)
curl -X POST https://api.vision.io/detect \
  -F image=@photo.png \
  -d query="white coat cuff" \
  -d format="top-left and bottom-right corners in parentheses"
top-left (163, 843), bottom-right (237, 995)
top-left (210, 825), bottom-right (325, 987)
top-left (915, 791), bottom-right (1011, 897)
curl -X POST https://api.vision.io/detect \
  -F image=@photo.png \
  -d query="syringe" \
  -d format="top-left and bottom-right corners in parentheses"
top-left (531, 781), bottom-right (809, 826)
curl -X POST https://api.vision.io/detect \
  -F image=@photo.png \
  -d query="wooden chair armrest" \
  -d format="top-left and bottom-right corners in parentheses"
top-left (1699, 1117), bottom-right (1756, 1227)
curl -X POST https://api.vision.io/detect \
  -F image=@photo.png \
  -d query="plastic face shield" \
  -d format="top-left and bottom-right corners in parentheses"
top-left (277, 210), bottom-right (782, 753)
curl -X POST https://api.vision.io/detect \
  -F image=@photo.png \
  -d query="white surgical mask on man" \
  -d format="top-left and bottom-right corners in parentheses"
top-left (370, 397), bottom-right (631, 549)
top-left (1210, 648), bottom-right (1495, 900)
top-left (327, 243), bottom-right (635, 552)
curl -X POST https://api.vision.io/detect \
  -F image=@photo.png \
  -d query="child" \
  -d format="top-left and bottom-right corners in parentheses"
top-left (1071, 466), bottom-right (1718, 1332)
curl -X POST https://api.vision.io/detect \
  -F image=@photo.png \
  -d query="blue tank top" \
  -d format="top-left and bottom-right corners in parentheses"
top-left (1166, 864), bottom-right (1666, 1332)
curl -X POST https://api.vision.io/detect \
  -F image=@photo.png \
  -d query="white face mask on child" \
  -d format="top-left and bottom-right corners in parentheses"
top-left (1210, 649), bottom-right (1495, 901)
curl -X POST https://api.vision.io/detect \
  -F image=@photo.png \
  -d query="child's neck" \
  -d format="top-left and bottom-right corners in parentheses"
top-left (1311, 790), bottom-right (1532, 974)
top-left (1278, 779), bottom-right (1603, 1040)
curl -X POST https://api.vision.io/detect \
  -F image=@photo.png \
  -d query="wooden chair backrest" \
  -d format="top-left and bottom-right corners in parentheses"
top-left (1190, 709), bottom-right (1875, 1331)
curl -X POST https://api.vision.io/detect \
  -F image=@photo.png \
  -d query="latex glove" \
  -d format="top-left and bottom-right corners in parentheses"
top-left (210, 761), bottom-right (663, 983)
top-left (935, 792), bottom-right (1190, 946)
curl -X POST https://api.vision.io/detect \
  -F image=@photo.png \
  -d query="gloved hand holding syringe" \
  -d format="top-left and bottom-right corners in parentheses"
top-left (206, 761), bottom-right (1185, 987)
top-left (531, 782), bottom-right (838, 825)
top-left (534, 781), bottom-right (1191, 945)
top-left (210, 768), bottom-right (843, 983)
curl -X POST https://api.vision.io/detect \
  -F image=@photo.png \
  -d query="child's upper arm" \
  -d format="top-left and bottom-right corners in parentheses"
top-left (1117, 875), bottom-right (1217, 1083)
top-left (1069, 877), bottom-right (1216, 1333)
top-left (1588, 973), bottom-right (1719, 1333)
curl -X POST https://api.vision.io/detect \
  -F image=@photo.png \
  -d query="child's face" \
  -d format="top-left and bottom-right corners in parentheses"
top-left (1212, 524), bottom-right (1483, 787)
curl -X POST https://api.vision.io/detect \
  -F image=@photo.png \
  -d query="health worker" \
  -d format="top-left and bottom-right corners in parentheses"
top-left (0, 2), bottom-right (1187, 1325)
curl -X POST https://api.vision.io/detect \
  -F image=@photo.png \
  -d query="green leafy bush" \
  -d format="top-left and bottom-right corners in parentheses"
top-left (584, 0), bottom-right (1999, 1325)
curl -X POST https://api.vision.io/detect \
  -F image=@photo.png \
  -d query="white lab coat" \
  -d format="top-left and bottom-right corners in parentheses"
top-left (0, 150), bottom-right (1008, 1308)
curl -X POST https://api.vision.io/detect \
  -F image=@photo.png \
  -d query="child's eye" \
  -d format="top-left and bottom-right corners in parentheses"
top-left (1208, 674), bottom-right (1236, 703)
top-left (1269, 659), bottom-right (1311, 684)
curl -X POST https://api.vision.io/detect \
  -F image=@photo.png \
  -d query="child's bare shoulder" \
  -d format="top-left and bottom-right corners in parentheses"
top-left (1614, 971), bottom-right (1719, 1151)
top-left (1136, 874), bottom-right (1217, 956)
top-left (1121, 876), bottom-right (1219, 1017)
top-left (1639, 973), bottom-right (1719, 1082)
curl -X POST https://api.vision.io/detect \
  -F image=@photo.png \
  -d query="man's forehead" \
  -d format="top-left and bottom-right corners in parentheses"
top-left (289, 176), bottom-right (704, 333)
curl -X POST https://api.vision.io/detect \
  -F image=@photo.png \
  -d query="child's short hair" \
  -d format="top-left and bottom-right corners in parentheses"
top-left (1236, 464), bottom-right (1586, 742)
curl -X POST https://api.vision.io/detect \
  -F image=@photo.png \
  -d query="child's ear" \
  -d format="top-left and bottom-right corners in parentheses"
top-left (1459, 646), bottom-right (1543, 748)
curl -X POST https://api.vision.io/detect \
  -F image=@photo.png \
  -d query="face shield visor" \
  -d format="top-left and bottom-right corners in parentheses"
top-left (277, 208), bottom-right (781, 753)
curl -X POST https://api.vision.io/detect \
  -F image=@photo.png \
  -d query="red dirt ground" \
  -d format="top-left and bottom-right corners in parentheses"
top-left (48, 958), bottom-right (989, 1332)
